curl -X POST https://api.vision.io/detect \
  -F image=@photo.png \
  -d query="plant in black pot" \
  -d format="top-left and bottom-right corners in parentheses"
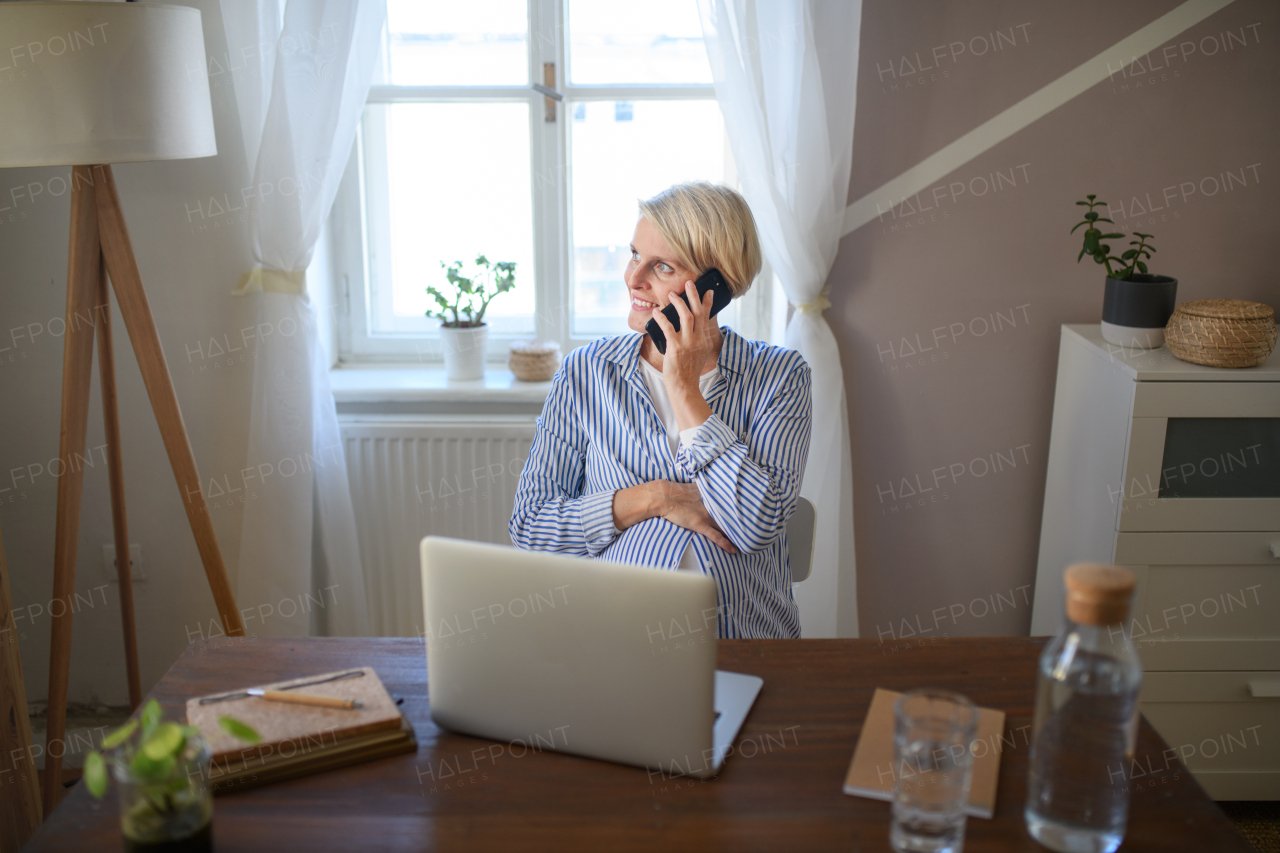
top-left (1072, 194), bottom-right (1177, 349)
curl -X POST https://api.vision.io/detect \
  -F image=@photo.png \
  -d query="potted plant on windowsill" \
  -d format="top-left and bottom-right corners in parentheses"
top-left (428, 255), bottom-right (516, 381)
top-left (1072, 194), bottom-right (1177, 349)
top-left (83, 699), bottom-right (259, 852)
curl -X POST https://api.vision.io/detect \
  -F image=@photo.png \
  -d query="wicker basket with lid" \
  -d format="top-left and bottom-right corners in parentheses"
top-left (1164, 299), bottom-right (1277, 368)
top-left (508, 339), bottom-right (561, 382)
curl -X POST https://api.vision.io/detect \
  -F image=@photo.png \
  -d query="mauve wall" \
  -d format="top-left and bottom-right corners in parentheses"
top-left (831, 0), bottom-right (1279, 638)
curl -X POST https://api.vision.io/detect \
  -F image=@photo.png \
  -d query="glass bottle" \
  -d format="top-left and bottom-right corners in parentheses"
top-left (1025, 564), bottom-right (1143, 853)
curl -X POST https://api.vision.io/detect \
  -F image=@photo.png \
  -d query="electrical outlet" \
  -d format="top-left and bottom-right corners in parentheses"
top-left (102, 544), bottom-right (145, 582)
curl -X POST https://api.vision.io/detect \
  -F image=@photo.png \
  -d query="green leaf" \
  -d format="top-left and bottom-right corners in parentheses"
top-left (1071, 221), bottom-right (1088, 234)
top-left (1136, 260), bottom-right (1148, 273)
top-left (143, 722), bottom-right (185, 761)
top-left (1084, 211), bottom-right (1099, 221)
top-left (1086, 194), bottom-right (1096, 200)
top-left (101, 719), bottom-right (138, 750)
top-left (219, 716), bottom-right (261, 744)
top-left (84, 751), bottom-right (108, 798)
top-left (1099, 233), bottom-right (1125, 239)
top-left (1077, 247), bottom-right (1087, 263)
top-left (140, 699), bottom-right (162, 739)
top-left (1121, 249), bottom-right (1138, 259)
top-left (131, 749), bottom-right (175, 785)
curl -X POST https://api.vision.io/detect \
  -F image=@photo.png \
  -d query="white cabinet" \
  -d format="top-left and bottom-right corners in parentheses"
top-left (1031, 324), bottom-right (1280, 800)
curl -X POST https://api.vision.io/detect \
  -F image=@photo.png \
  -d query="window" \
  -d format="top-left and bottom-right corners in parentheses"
top-left (340, 0), bottom-right (774, 364)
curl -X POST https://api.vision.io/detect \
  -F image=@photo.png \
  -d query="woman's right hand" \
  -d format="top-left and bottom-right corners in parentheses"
top-left (612, 481), bottom-right (738, 554)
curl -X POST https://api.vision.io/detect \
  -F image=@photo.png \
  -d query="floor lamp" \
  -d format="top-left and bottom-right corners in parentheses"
top-left (0, 2), bottom-right (246, 814)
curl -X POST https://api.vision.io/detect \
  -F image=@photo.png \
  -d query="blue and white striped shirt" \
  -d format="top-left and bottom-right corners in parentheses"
top-left (509, 327), bottom-right (812, 638)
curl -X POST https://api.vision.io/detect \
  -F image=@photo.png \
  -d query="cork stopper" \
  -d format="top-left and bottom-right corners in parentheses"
top-left (1064, 564), bottom-right (1135, 625)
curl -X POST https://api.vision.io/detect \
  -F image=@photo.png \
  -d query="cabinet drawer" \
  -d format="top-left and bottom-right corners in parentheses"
top-left (1132, 382), bottom-right (1280, 417)
top-left (1139, 670), bottom-right (1280, 800)
top-left (1115, 533), bottom-right (1280, 671)
top-left (1116, 532), bottom-right (1280, 565)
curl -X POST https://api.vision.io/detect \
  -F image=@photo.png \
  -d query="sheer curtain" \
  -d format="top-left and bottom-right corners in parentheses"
top-left (221, 0), bottom-right (386, 635)
top-left (698, 0), bottom-right (861, 637)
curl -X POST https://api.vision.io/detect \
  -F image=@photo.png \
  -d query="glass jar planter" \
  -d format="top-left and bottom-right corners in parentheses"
top-left (111, 734), bottom-right (214, 852)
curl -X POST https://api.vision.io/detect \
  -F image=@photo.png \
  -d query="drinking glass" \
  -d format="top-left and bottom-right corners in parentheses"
top-left (891, 689), bottom-right (978, 853)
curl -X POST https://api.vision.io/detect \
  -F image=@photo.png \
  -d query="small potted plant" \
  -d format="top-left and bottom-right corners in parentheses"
top-left (427, 255), bottom-right (516, 380)
top-left (83, 699), bottom-right (259, 852)
top-left (1072, 194), bottom-right (1177, 348)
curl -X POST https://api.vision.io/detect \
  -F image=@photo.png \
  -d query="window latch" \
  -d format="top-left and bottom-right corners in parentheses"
top-left (534, 63), bottom-right (562, 122)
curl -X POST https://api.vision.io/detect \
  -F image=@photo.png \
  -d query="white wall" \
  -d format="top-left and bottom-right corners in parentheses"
top-left (0, 0), bottom-right (260, 704)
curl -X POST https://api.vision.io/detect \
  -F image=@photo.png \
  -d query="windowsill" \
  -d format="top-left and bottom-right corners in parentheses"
top-left (330, 364), bottom-right (551, 416)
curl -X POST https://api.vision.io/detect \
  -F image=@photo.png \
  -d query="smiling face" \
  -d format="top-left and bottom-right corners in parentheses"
top-left (623, 216), bottom-right (703, 334)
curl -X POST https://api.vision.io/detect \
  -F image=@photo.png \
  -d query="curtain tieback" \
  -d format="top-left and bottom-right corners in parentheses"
top-left (233, 266), bottom-right (306, 296)
top-left (794, 293), bottom-right (831, 315)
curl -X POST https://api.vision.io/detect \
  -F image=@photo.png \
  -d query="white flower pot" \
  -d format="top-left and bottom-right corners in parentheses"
top-left (440, 324), bottom-right (488, 380)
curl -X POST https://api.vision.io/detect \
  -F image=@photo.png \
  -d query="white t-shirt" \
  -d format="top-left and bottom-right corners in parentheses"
top-left (638, 357), bottom-right (719, 571)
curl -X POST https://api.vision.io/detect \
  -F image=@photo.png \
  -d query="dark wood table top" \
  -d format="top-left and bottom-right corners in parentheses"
top-left (25, 637), bottom-right (1249, 852)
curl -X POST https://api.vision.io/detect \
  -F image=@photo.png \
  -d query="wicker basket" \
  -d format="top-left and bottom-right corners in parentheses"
top-left (1164, 299), bottom-right (1277, 368)
top-left (508, 339), bottom-right (561, 382)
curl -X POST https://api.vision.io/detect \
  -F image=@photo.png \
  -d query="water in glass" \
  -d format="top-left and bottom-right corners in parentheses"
top-left (891, 690), bottom-right (978, 853)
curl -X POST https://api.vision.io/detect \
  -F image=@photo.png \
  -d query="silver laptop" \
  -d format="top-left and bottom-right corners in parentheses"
top-left (419, 536), bottom-right (763, 778)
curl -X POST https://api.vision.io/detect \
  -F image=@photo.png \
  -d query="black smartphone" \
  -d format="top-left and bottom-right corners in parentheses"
top-left (644, 267), bottom-right (733, 355)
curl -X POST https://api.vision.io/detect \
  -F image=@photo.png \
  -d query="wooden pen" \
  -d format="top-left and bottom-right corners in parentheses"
top-left (246, 688), bottom-right (363, 710)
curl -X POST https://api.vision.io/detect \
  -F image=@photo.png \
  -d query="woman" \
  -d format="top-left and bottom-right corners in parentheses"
top-left (509, 182), bottom-right (812, 638)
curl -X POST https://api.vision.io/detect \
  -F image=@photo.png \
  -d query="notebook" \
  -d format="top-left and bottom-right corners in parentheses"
top-left (842, 688), bottom-right (1007, 819)
top-left (185, 666), bottom-right (416, 793)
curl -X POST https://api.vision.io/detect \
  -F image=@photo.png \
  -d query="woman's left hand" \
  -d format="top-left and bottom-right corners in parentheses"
top-left (649, 281), bottom-right (720, 430)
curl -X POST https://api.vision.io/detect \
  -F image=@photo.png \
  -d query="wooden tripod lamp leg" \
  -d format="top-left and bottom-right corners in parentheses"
top-left (0, 520), bottom-right (42, 847)
top-left (92, 166), bottom-right (245, 638)
top-left (95, 253), bottom-right (142, 710)
top-left (42, 166), bottom-right (102, 814)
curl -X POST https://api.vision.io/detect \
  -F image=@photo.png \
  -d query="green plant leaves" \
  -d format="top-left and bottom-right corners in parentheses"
top-left (427, 257), bottom-right (517, 326)
top-left (143, 723), bottom-right (185, 761)
top-left (102, 719), bottom-right (138, 750)
top-left (140, 699), bottom-right (162, 740)
top-left (1070, 195), bottom-right (1159, 280)
top-left (130, 748), bottom-right (175, 785)
top-left (84, 751), bottom-right (108, 798)
top-left (219, 716), bottom-right (261, 744)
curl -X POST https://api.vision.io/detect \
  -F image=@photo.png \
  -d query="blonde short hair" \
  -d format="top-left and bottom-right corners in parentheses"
top-left (637, 182), bottom-right (762, 298)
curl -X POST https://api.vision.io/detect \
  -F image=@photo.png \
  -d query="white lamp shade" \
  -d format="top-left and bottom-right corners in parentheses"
top-left (0, 1), bottom-right (217, 167)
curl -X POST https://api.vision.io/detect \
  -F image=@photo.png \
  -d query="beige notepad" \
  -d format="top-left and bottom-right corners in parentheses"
top-left (186, 666), bottom-right (416, 792)
top-left (842, 688), bottom-right (1007, 819)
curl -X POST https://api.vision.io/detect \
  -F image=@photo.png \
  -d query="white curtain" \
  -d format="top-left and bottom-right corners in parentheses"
top-left (221, 0), bottom-right (386, 635)
top-left (698, 0), bottom-right (861, 637)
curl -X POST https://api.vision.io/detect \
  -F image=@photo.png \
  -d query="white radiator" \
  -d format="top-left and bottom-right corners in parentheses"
top-left (341, 416), bottom-right (536, 637)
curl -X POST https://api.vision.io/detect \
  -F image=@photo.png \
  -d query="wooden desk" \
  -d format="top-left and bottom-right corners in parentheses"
top-left (25, 637), bottom-right (1249, 852)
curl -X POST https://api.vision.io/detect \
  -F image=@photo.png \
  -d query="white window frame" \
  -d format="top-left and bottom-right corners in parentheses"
top-left (333, 0), bottom-right (774, 365)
